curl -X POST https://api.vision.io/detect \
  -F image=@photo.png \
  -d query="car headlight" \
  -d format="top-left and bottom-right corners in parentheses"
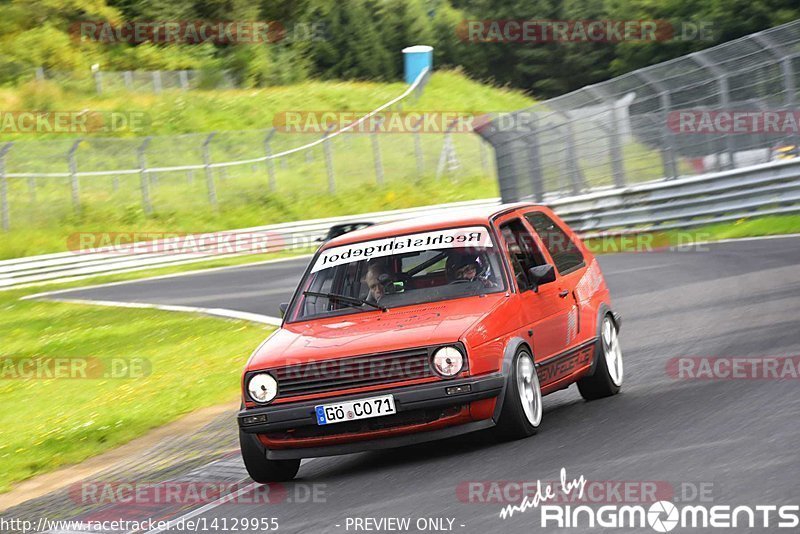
top-left (247, 373), bottom-right (278, 403)
top-left (432, 346), bottom-right (464, 377)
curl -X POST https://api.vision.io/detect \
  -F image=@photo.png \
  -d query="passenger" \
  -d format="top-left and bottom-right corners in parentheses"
top-left (446, 252), bottom-right (496, 287)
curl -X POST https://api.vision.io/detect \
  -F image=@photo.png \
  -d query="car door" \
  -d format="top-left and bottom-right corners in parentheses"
top-left (496, 216), bottom-right (571, 368)
top-left (523, 209), bottom-right (589, 353)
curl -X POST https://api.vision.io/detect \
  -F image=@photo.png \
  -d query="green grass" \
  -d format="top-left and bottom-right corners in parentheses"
top-left (0, 286), bottom-right (272, 493)
top-left (1, 174), bottom-right (499, 260)
top-left (0, 70), bottom-right (525, 259)
top-left (0, 70), bottom-right (533, 138)
top-left (685, 214), bottom-right (800, 239)
top-left (583, 214), bottom-right (800, 253)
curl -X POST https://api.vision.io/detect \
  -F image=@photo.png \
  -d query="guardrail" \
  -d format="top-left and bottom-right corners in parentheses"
top-left (2, 157), bottom-right (799, 290)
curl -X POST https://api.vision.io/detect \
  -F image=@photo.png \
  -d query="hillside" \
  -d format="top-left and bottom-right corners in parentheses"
top-left (0, 71), bottom-right (534, 258)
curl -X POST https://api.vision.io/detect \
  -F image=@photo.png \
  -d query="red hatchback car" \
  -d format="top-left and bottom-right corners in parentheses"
top-left (238, 203), bottom-right (623, 481)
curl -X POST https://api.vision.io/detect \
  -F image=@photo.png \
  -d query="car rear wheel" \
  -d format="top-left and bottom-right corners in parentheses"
top-left (577, 315), bottom-right (623, 400)
top-left (495, 349), bottom-right (542, 440)
top-left (239, 429), bottom-right (300, 482)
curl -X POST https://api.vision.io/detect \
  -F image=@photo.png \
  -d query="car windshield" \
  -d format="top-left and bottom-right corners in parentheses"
top-left (287, 226), bottom-right (507, 321)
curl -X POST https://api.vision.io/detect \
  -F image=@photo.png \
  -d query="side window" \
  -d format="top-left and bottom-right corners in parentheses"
top-left (525, 212), bottom-right (585, 274)
top-left (500, 219), bottom-right (546, 291)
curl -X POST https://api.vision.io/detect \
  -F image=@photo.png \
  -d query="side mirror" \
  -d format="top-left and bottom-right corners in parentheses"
top-left (279, 302), bottom-right (289, 317)
top-left (527, 264), bottom-right (556, 293)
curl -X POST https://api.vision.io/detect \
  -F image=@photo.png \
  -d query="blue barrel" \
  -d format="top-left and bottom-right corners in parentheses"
top-left (403, 45), bottom-right (433, 84)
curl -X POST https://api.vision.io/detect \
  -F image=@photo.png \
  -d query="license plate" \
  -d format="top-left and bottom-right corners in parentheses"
top-left (315, 394), bottom-right (396, 425)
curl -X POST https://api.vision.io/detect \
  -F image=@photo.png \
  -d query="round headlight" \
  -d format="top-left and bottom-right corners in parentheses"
top-left (432, 346), bottom-right (464, 377)
top-left (248, 373), bottom-right (278, 403)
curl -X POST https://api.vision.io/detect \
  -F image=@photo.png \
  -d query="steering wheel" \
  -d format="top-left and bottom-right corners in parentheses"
top-left (449, 279), bottom-right (472, 285)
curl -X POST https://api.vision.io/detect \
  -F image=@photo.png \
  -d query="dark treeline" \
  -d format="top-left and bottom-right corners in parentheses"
top-left (1, 0), bottom-right (798, 97)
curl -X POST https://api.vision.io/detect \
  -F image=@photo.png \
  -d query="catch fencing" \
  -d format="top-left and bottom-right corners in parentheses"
top-left (0, 67), bottom-right (495, 231)
top-left (478, 19), bottom-right (800, 203)
top-left (32, 67), bottom-right (238, 93)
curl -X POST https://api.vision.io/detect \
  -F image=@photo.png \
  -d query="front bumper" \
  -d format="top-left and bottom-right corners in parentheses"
top-left (238, 373), bottom-right (504, 458)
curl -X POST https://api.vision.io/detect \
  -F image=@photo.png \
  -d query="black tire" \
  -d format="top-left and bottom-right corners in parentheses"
top-left (239, 430), bottom-right (300, 482)
top-left (494, 348), bottom-right (542, 441)
top-left (577, 314), bottom-right (623, 400)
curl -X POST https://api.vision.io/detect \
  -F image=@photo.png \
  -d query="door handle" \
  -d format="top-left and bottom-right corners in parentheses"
top-left (558, 289), bottom-right (570, 298)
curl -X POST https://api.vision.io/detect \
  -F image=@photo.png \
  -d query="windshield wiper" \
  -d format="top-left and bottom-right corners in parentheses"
top-left (302, 291), bottom-right (387, 312)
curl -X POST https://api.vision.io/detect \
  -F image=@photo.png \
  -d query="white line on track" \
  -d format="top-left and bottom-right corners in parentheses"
top-left (134, 480), bottom-right (259, 534)
top-left (603, 263), bottom-right (683, 275)
top-left (134, 458), bottom-right (316, 534)
top-left (40, 298), bottom-right (283, 326)
top-left (18, 253), bottom-right (313, 300)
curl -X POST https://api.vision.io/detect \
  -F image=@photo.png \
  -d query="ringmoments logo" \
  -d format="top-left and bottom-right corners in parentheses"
top-left (496, 468), bottom-right (799, 531)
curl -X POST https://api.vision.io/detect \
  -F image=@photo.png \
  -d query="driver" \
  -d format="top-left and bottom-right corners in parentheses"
top-left (364, 262), bottom-right (392, 303)
top-left (445, 252), bottom-right (496, 287)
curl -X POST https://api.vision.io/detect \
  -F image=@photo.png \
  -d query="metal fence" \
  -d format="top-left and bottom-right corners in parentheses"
top-left (33, 67), bottom-right (238, 94)
top-left (478, 19), bottom-right (800, 203)
top-left (0, 68), bottom-right (497, 231)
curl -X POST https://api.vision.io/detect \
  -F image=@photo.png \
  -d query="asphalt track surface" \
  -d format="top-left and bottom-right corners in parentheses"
top-left (33, 236), bottom-right (800, 533)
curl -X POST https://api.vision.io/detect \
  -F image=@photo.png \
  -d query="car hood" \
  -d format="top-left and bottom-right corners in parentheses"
top-left (248, 293), bottom-right (507, 370)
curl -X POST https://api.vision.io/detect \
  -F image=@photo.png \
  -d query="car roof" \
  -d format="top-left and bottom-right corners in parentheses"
top-left (322, 202), bottom-right (539, 249)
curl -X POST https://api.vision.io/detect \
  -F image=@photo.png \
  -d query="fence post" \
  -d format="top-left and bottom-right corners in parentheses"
top-left (93, 68), bottom-right (103, 95)
top-left (124, 71), bottom-right (133, 91)
top-left (202, 133), bottom-right (218, 209)
top-left (371, 119), bottom-right (384, 186)
top-left (35, 67), bottom-right (45, 81)
top-left (585, 86), bottom-right (626, 187)
top-left (152, 71), bottom-right (162, 94)
top-left (263, 129), bottom-right (277, 191)
top-left (137, 137), bottom-right (153, 214)
top-left (691, 53), bottom-right (735, 170)
top-left (751, 33), bottom-right (798, 151)
top-left (68, 139), bottom-right (82, 213)
top-left (559, 111), bottom-right (587, 194)
top-left (608, 105), bottom-right (626, 187)
top-left (28, 176), bottom-right (36, 204)
top-left (0, 143), bottom-right (13, 231)
top-left (635, 71), bottom-right (679, 180)
top-left (179, 70), bottom-right (189, 91)
top-left (479, 137), bottom-right (489, 176)
top-left (436, 120), bottom-right (460, 181)
top-left (476, 117), bottom-right (526, 203)
top-left (323, 125), bottom-right (336, 193)
top-left (525, 117), bottom-right (545, 202)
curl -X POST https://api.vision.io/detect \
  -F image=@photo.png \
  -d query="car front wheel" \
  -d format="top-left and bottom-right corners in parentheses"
top-left (239, 429), bottom-right (300, 482)
top-left (495, 349), bottom-right (542, 440)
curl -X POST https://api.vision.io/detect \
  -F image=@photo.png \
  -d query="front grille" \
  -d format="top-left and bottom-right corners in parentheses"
top-left (272, 347), bottom-right (435, 398)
